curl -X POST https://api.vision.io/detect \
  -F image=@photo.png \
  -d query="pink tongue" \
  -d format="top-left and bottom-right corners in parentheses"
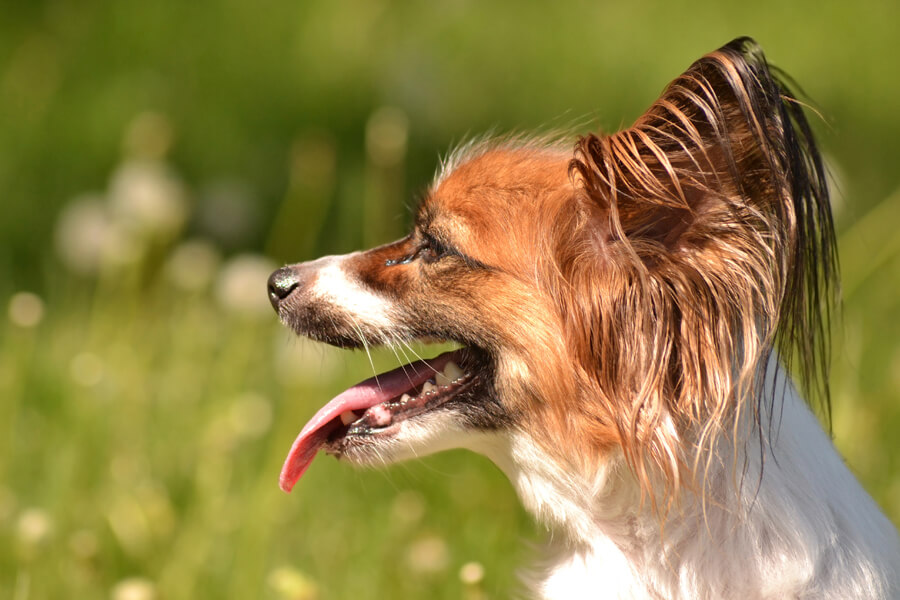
top-left (279, 352), bottom-right (456, 492)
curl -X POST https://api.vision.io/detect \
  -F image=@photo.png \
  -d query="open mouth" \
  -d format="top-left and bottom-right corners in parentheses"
top-left (279, 348), bottom-right (481, 492)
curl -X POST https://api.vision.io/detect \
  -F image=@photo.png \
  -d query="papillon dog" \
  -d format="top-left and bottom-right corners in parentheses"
top-left (267, 38), bottom-right (900, 599)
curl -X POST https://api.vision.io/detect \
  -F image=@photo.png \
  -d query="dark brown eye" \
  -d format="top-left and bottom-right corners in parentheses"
top-left (417, 237), bottom-right (445, 263)
top-left (384, 235), bottom-right (448, 266)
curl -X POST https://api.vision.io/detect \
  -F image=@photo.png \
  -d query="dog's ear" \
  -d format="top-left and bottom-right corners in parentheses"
top-left (571, 38), bottom-right (829, 256)
top-left (562, 38), bottom-right (837, 501)
top-left (569, 38), bottom-right (835, 384)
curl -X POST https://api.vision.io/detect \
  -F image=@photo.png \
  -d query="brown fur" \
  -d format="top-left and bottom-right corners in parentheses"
top-left (396, 38), bottom-right (835, 503)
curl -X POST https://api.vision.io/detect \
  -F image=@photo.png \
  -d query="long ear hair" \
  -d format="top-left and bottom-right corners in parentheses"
top-left (564, 37), bottom-right (838, 499)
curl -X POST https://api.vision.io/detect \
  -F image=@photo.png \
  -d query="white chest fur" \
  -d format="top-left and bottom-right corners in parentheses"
top-left (473, 370), bottom-right (900, 599)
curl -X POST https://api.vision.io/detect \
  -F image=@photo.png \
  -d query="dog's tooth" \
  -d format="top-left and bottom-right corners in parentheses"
top-left (422, 381), bottom-right (436, 394)
top-left (400, 393), bottom-right (412, 404)
top-left (339, 410), bottom-right (358, 425)
top-left (442, 361), bottom-right (464, 382)
top-left (435, 372), bottom-right (451, 386)
top-left (368, 405), bottom-right (392, 427)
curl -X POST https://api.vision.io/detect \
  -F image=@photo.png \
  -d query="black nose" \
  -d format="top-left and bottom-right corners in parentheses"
top-left (267, 267), bottom-right (300, 310)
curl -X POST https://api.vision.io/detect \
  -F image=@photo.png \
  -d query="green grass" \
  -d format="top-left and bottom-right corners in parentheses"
top-left (0, 274), bottom-right (536, 599)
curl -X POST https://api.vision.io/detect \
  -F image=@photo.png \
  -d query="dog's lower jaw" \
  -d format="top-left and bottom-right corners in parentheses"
top-left (476, 366), bottom-right (900, 600)
top-left (328, 408), bottom-right (481, 468)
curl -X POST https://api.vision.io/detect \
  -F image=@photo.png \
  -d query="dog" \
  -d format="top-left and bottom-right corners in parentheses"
top-left (267, 38), bottom-right (900, 599)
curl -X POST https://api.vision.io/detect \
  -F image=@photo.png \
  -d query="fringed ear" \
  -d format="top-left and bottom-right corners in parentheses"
top-left (564, 37), bottom-right (837, 500)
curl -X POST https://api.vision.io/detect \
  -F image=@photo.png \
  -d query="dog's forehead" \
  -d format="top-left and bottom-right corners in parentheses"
top-left (421, 148), bottom-right (570, 240)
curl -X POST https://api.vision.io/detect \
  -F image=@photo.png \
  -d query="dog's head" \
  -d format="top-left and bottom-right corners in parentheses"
top-left (268, 38), bottom-right (836, 506)
top-left (268, 147), bottom-right (578, 491)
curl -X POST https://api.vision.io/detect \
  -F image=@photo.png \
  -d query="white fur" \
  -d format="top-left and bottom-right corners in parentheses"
top-left (473, 360), bottom-right (900, 599)
top-left (309, 254), bottom-right (394, 330)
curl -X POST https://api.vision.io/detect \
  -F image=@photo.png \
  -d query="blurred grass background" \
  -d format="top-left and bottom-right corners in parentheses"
top-left (1, 1), bottom-right (899, 598)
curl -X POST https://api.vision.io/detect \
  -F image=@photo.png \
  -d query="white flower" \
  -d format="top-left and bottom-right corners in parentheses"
top-left (267, 566), bottom-right (318, 600)
top-left (459, 561), bottom-right (485, 585)
top-left (7, 292), bottom-right (44, 328)
top-left (16, 508), bottom-right (52, 548)
top-left (391, 490), bottom-right (426, 527)
top-left (405, 534), bottom-right (449, 574)
top-left (109, 160), bottom-right (188, 238)
top-left (111, 577), bottom-right (157, 600)
top-left (54, 194), bottom-right (140, 274)
top-left (214, 254), bottom-right (277, 318)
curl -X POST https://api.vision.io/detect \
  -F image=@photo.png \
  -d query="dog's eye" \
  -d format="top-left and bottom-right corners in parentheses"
top-left (385, 235), bottom-right (449, 266)
top-left (417, 237), bottom-right (447, 264)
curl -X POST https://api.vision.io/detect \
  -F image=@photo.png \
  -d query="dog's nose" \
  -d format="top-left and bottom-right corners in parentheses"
top-left (267, 267), bottom-right (300, 310)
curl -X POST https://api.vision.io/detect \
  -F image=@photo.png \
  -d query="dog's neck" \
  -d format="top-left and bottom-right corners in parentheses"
top-left (477, 429), bottom-right (654, 598)
top-left (470, 365), bottom-right (899, 599)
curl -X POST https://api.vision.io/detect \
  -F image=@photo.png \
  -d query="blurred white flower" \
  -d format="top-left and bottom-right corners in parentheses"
top-left (54, 194), bottom-right (108, 273)
top-left (164, 238), bottom-right (221, 292)
top-left (229, 392), bottom-right (273, 439)
top-left (16, 508), bottom-right (53, 548)
top-left (54, 194), bottom-right (141, 274)
top-left (8, 292), bottom-right (44, 328)
top-left (111, 577), bottom-right (157, 600)
top-left (109, 160), bottom-right (188, 238)
top-left (215, 254), bottom-right (277, 318)
top-left (55, 151), bottom-right (193, 276)
top-left (459, 561), bottom-right (485, 585)
top-left (267, 566), bottom-right (318, 600)
top-left (405, 534), bottom-right (449, 574)
top-left (391, 489), bottom-right (426, 527)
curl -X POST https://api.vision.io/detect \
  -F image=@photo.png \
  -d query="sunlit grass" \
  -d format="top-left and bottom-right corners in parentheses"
top-left (0, 269), bottom-right (535, 599)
